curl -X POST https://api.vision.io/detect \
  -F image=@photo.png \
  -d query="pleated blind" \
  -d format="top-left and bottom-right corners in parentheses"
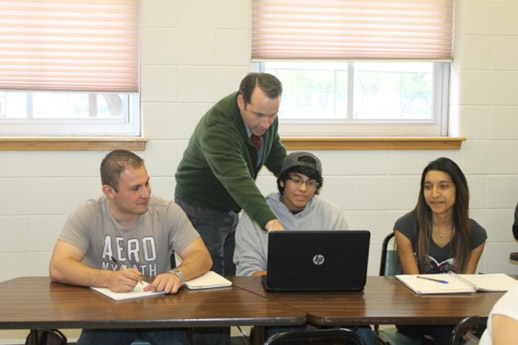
top-left (0, 0), bottom-right (138, 92)
top-left (252, 0), bottom-right (454, 60)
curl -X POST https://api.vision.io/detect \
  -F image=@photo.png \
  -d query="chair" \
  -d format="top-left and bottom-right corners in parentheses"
top-left (450, 316), bottom-right (487, 345)
top-left (379, 232), bottom-right (402, 276)
top-left (264, 328), bottom-right (367, 345)
top-left (511, 209), bottom-right (518, 262)
top-left (375, 233), bottom-right (420, 345)
top-left (512, 204), bottom-right (518, 262)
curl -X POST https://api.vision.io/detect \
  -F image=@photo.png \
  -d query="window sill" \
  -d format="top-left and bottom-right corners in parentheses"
top-left (0, 137), bottom-right (148, 151)
top-left (281, 137), bottom-right (465, 150)
top-left (0, 136), bottom-right (463, 151)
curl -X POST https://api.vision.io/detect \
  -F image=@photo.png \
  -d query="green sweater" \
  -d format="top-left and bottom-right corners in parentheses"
top-left (175, 92), bottom-right (287, 229)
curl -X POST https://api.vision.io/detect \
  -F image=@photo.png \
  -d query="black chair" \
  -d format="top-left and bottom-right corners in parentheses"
top-left (513, 202), bottom-right (518, 241)
top-left (379, 232), bottom-right (402, 276)
top-left (263, 328), bottom-right (367, 345)
top-left (450, 316), bottom-right (487, 345)
top-left (511, 203), bottom-right (518, 262)
top-left (375, 233), bottom-right (420, 345)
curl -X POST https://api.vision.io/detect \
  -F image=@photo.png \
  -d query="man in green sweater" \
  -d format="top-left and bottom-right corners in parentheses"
top-left (175, 73), bottom-right (287, 277)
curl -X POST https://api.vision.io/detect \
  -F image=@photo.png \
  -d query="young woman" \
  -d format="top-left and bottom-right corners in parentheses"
top-left (394, 157), bottom-right (487, 344)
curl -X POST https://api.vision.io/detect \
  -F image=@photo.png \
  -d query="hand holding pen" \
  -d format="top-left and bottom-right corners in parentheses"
top-left (111, 256), bottom-right (144, 286)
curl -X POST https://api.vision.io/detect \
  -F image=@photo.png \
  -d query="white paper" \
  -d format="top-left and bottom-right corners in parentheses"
top-left (91, 281), bottom-right (164, 301)
top-left (184, 271), bottom-right (232, 290)
top-left (396, 273), bottom-right (518, 295)
top-left (454, 273), bottom-right (518, 292)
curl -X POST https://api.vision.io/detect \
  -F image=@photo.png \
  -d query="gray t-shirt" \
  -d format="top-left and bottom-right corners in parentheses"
top-left (59, 195), bottom-right (200, 276)
top-left (394, 211), bottom-right (487, 273)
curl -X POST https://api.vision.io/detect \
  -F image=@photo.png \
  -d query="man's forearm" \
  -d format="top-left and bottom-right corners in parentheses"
top-left (50, 258), bottom-right (111, 288)
top-left (174, 250), bottom-right (212, 281)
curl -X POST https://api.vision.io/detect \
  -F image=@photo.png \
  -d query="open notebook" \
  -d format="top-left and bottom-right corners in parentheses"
top-left (184, 271), bottom-right (232, 290)
top-left (396, 273), bottom-right (518, 295)
top-left (91, 281), bottom-right (164, 301)
top-left (91, 271), bottom-right (232, 301)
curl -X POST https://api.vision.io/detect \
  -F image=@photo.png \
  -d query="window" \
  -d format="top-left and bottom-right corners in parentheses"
top-left (0, 0), bottom-right (139, 137)
top-left (254, 61), bottom-right (449, 136)
top-left (0, 91), bottom-right (139, 136)
top-left (252, 0), bottom-right (453, 137)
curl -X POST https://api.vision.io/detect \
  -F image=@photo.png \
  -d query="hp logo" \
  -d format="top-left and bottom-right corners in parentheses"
top-left (312, 254), bottom-right (325, 265)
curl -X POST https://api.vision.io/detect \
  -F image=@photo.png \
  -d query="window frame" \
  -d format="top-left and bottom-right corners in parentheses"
top-left (252, 61), bottom-right (450, 137)
top-left (0, 92), bottom-right (140, 137)
top-left (0, 0), bottom-right (140, 138)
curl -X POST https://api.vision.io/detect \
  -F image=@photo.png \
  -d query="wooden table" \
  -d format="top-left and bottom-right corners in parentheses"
top-left (231, 276), bottom-right (505, 326)
top-left (0, 276), bottom-right (306, 342)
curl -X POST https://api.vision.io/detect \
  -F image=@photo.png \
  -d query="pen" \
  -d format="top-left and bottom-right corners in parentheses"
top-left (111, 256), bottom-right (144, 285)
top-left (416, 275), bottom-right (449, 284)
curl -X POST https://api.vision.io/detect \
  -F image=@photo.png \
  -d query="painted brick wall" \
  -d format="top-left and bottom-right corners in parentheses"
top-left (0, 0), bottom-right (517, 287)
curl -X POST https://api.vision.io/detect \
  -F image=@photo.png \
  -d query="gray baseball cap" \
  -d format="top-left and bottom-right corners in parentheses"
top-left (280, 152), bottom-right (322, 176)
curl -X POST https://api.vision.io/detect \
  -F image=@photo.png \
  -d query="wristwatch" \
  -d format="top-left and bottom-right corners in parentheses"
top-left (169, 269), bottom-right (185, 285)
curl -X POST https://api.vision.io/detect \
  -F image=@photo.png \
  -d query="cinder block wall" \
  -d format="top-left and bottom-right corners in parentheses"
top-left (0, 0), bottom-right (517, 296)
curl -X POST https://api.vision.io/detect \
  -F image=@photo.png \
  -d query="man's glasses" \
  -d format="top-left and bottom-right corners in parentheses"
top-left (287, 176), bottom-right (319, 188)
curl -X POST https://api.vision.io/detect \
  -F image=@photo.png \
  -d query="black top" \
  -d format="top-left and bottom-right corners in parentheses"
top-left (394, 211), bottom-right (487, 273)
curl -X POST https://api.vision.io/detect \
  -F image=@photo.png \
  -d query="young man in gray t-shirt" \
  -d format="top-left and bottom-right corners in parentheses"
top-left (49, 149), bottom-right (212, 345)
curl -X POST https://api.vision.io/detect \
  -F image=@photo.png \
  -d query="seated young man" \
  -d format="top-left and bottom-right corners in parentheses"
top-left (234, 151), bottom-right (347, 277)
top-left (233, 151), bottom-right (374, 345)
top-left (49, 150), bottom-right (212, 345)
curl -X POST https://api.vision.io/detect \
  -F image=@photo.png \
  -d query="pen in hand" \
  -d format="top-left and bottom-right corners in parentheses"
top-left (416, 275), bottom-right (449, 284)
top-left (111, 256), bottom-right (144, 285)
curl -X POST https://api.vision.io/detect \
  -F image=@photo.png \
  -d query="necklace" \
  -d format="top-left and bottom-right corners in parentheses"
top-left (438, 227), bottom-right (454, 239)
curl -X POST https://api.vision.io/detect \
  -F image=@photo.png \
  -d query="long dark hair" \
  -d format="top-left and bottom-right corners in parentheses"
top-left (414, 157), bottom-right (471, 273)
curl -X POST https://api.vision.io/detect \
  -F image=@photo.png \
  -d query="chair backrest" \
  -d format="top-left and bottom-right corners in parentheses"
top-left (450, 316), bottom-right (487, 345)
top-left (379, 232), bottom-right (403, 276)
top-left (513, 202), bottom-right (518, 241)
top-left (376, 233), bottom-right (420, 344)
top-left (264, 328), bottom-right (367, 345)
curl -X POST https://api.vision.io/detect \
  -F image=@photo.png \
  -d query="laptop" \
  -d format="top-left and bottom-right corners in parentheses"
top-left (262, 230), bottom-right (370, 292)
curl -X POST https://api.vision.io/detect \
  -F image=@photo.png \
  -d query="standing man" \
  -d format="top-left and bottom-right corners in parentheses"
top-left (175, 73), bottom-right (287, 277)
top-left (49, 149), bottom-right (212, 345)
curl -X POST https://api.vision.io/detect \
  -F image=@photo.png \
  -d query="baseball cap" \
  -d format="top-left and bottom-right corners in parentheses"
top-left (280, 152), bottom-right (322, 176)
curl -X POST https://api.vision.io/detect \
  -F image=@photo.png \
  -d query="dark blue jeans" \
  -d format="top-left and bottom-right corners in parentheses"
top-left (175, 197), bottom-right (237, 345)
top-left (175, 197), bottom-right (238, 276)
top-left (76, 328), bottom-right (189, 345)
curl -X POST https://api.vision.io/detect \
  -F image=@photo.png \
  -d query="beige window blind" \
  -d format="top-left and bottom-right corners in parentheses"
top-left (0, 0), bottom-right (138, 92)
top-left (252, 0), bottom-right (454, 60)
